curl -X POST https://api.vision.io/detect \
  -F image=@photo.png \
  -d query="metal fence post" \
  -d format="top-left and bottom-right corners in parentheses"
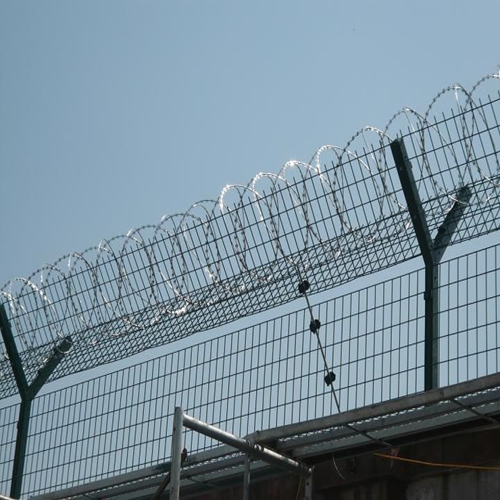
top-left (0, 304), bottom-right (72, 498)
top-left (391, 138), bottom-right (471, 390)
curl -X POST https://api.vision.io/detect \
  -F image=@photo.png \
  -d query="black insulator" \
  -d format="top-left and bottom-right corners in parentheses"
top-left (324, 371), bottom-right (336, 386)
top-left (309, 319), bottom-right (321, 333)
top-left (298, 280), bottom-right (310, 294)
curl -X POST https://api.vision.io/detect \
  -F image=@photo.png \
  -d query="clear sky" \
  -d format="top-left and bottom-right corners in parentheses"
top-left (1, 0), bottom-right (499, 286)
top-left (1, 4), bottom-right (500, 492)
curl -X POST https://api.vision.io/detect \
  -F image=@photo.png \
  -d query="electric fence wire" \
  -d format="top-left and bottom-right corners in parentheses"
top-left (296, 274), bottom-right (393, 453)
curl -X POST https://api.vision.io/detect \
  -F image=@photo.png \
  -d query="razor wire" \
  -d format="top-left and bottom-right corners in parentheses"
top-left (0, 73), bottom-right (499, 397)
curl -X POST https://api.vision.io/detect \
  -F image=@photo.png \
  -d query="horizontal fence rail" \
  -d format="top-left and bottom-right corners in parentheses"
top-left (1, 241), bottom-right (499, 496)
top-left (0, 76), bottom-right (499, 397)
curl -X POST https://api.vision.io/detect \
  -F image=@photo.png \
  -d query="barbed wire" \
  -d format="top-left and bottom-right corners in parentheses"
top-left (0, 73), bottom-right (499, 395)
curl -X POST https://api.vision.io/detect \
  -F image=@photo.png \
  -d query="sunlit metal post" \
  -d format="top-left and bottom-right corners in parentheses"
top-left (304, 472), bottom-right (313, 500)
top-left (243, 454), bottom-right (251, 500)
top-left (169, 407), bottom-right (184, 500)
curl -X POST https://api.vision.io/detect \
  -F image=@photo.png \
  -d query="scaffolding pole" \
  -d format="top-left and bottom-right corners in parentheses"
top-left (182, 411), bottom-right (312, 477)
top-left (243, 454), bottom-right (250, 500)
top-left (172, 408), bottom-right (313, 499)
top-left (169, 407), bottom-right (184, 500)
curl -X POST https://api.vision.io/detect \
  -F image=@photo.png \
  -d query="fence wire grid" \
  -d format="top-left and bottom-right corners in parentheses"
top-left (1, 73), bottom-right (500, 498)
top-left (1, 240), bottom-right (500, 496)
top-left (0, 76), bottom-right (499, 397)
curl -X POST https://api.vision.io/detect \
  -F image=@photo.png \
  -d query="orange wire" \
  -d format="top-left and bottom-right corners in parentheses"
top-left (374, 452), bottom-right (500, 471)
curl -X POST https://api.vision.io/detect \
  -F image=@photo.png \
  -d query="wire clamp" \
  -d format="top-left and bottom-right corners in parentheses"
top-left (309, 319), bottom-right (321, 334)
top-left (298, 280), bottom-right (310, 294)
top-left (324, 371), bottom-right (336, 386)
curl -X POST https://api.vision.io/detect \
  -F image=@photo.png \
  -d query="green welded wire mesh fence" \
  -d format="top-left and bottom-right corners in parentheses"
top-left (0, 76), bottom-right (499, 396)
top-left (0, 74), bottom-right (499, 497)
top-left (0, 241), bottom-right (499, 495)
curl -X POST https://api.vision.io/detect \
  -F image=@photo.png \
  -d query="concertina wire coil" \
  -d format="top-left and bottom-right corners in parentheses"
top-left (0, 73), bottom-right (499, 395)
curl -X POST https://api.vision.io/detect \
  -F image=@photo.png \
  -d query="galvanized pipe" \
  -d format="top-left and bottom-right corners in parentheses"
top-left (243, 454), bottom-right (250, 500)
top-left (169, 407), bottom-right (184, 500)
top-left (182, 411), bottom-right (312, 478)
top-left (304, 474), bottom-right (313, 500)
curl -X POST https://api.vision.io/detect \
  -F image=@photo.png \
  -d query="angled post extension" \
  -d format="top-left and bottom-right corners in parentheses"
top-left (391, 138), bottom-right (471, 390)
top-left (0, 304), bottom-right (72, 499)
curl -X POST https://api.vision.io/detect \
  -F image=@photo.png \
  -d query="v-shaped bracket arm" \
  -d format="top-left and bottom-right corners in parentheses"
top-left (390, 138), bottom-right (471, 391)
top-left (390, 138), bottom-right (471, 266)
top-left (0, 303), bottom-right (72, 498)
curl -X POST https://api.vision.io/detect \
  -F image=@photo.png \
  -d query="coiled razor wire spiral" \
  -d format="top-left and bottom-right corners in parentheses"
top-left (0, 73), bottom-right (499, 397)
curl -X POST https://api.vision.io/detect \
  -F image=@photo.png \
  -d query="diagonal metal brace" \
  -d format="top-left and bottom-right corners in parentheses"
top-left (0, 304), bottom-right (29, 400)
top-left (30, 337), bottom-right (72, 398)
top-left (390, 138), bottom-right (433, 266)
top-left (0, 302), bottom-right (73, 400)
top-left (390, 138), bottom-right (472, 263)
top-left (432, 185), bottom-right (472, 263)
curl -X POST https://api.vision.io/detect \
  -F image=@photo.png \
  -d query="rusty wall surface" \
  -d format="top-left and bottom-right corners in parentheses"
top-left (183, 427), bottom-right (500, 500)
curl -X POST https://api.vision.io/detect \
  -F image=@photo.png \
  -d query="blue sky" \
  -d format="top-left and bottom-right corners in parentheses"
top-left (1, 3), bottom-right (500, 491)
top-left (1, 0), bottom-right (499, 284)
